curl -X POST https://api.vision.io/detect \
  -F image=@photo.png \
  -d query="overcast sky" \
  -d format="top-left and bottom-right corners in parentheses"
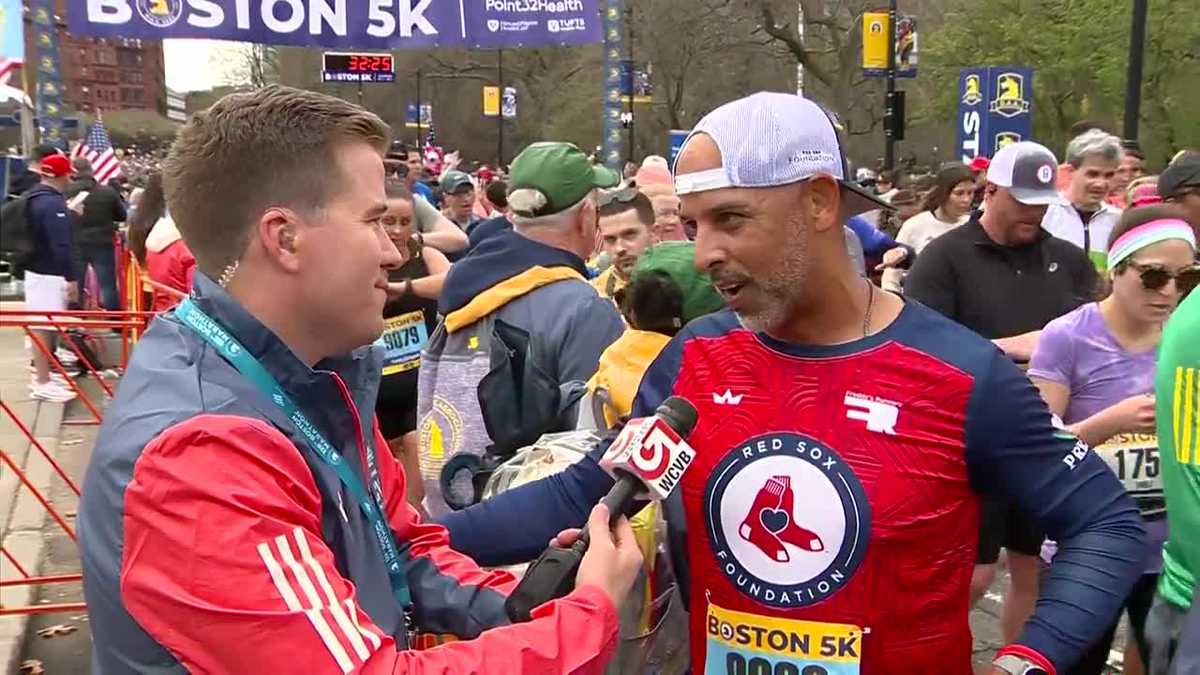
top-left (163, 39), bottom-right (240, 92)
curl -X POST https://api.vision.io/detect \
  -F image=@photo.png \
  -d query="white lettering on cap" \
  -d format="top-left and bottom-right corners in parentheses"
top-left (1037, 165), bottom-right (1053, 183)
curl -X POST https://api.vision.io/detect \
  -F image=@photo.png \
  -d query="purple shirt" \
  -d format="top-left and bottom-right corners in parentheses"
top-left (1029, 302), bottom-right (1157, 423)
top-left (1030, 302), bottom-right (1164, 573)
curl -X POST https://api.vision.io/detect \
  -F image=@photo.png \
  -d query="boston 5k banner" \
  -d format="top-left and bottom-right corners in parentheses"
top-left (68, 0), bottom-right (602, 50)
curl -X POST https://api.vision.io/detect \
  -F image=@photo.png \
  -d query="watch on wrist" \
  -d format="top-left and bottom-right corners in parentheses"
top-left (993, 654), bottom-right (1049, 675)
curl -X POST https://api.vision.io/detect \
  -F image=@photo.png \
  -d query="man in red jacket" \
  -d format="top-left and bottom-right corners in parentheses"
top-left (77, 85), bottom-right (642, 674)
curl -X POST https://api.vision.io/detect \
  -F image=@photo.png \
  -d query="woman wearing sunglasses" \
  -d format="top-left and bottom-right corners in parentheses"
top-left (1028, 204), bottom-right (1200, 675)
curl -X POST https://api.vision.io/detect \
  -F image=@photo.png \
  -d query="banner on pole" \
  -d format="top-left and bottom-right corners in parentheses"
top-left (483, 86), bottom-right (501, 117)
top-left (619, 60), bottom-right (653, 103)
top-left (862, 12), bottom-right (917, 78)
top-left (67, 0), bottom-right (602, 50)
top-left (502, 86), bottom-right (517, 119)
top-left (32, 0), bottom-right (66, 148)
top-left (405, 103), bottom-right (432, 129)
top-left (600, 0), bottom-right (625, 169)
top-left (956, 66), bottom-right (1034, 163)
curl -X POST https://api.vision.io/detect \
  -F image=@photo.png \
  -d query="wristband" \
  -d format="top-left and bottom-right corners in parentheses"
top-left (994, 645), bottom-right (1055, 675)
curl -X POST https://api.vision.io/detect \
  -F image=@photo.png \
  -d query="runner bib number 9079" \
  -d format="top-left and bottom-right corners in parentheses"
top-left (380, 311), bottom-right (428, 376)
top-left (174, 299), bottom-right (415, 632)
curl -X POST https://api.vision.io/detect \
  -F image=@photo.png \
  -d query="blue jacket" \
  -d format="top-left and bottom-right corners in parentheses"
top-left (24, 183), bottom-right (76, 280)
top-left (846, 214), bottom-right (905, 262)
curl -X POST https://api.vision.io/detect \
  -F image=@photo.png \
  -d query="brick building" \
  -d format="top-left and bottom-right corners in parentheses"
top-left (21, 1), bottom-right (166, 115)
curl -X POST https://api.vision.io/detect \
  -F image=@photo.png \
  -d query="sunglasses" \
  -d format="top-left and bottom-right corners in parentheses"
top-left (1125, 261), bottom-right (1200, 295)
top-left (597, 187), bottom-right (640, 207)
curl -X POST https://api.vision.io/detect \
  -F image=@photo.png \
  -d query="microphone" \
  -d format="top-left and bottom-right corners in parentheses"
top-left (504, 396), bottom-right (699, 623)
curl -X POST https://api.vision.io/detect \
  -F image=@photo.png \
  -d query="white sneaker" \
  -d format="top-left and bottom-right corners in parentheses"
top-left (30, 372), bottom-right (70, 387)
top-left (30, 380), bottom-right (77, 403)
top-left (55, 347), bottom-right (80, 365)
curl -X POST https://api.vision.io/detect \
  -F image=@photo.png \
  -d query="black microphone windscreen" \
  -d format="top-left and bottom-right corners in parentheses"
top-left (657, 396), bottom-right (698, 437)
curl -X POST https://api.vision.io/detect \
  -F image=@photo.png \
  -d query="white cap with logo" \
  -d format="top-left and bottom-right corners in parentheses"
top-left (672, 92), bottom-right (892, 215)
top-left (986, 141), bottom-right (1063, 206)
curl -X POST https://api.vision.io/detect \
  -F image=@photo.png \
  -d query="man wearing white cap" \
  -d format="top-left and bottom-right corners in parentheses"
top-left (440, 94), bottom-right (1143, 675)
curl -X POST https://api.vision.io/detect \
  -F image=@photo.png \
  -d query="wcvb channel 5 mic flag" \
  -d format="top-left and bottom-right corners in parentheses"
top-left (68, 0), bottom-right (601, 50)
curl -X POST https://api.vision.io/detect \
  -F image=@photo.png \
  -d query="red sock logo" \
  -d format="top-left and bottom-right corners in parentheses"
top-left (738, 476), bottom-right (825, 562)
top-left (769, 476), bottom-right (824, 552)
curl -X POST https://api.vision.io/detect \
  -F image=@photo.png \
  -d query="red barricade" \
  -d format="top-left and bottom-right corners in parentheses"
top-left (1, 308), bottom-right (154, 617)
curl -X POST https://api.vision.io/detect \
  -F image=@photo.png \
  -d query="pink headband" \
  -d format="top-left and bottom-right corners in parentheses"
top-left (1108, 218), bottom-right (1197, 268)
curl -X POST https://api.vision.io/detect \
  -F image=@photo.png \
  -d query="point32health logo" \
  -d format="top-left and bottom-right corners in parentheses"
top-left (704, 433), bottom-right (870, 609)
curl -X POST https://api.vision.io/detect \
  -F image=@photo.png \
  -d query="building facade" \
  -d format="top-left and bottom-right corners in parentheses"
top-left (21, 1), bottom-right (166, 115)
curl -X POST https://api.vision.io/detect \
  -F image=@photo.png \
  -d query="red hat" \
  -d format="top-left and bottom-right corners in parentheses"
top-left (969, 156), bottom-right (991, 172)
top-left (39, 153), bottom-right (71, 178)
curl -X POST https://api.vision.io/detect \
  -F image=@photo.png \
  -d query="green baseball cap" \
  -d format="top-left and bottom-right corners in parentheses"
top-left (507, 142), bottom-right (620, 216)
top-left (631, 241), bottom-right (724, 324)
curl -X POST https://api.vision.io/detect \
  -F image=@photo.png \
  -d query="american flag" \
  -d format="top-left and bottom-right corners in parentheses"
top-left (71, 112), bottom-right (123, 184)
top-left (0, 57), bottom-right (16, 84)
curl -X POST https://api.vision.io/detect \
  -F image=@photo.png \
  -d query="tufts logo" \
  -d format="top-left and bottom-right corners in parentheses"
top-left (487, 19), bottom-right (500, 32)
top-left (548, 19), bottom-right (560, 32)
top-left (137, 0), bottom-right (183, 28)
top-left (704, 433), bottom-right (870, 609)
top-left (961, 74), bottom-right (983, 105)
top-left (989, 72), bottom-right (1031, 118)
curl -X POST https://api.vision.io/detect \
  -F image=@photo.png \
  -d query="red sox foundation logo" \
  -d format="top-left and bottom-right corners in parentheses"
top-left (705, 433), bottom-right (870, 609)
top-left (739, 475), bottom-right (825, 563)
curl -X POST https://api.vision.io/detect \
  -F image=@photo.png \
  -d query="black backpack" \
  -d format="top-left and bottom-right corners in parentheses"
top-left (0, 195), bottom-right (35, 273)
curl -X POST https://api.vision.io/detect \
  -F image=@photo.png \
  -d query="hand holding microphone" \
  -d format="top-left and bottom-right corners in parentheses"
top-left (504, 396), bottom-right (699, 622)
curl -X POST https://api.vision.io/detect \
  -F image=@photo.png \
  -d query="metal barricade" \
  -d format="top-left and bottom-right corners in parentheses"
top-left (0, 308), bottom-right (154, 618)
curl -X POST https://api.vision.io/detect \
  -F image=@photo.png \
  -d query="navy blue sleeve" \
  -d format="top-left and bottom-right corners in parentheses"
top-left (964, 350), bottom-right (1144, 670)
top-left (845, 215), bottom-right (900, 259)
top-left (438, 325), bottom-right (687, 566)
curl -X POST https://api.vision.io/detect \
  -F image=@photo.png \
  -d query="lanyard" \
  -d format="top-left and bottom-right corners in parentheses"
top-left (175, 299), bottom-right (415, 624)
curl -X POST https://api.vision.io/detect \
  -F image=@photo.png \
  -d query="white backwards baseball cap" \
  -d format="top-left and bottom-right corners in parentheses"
top-left (986, 141), bottom-right (1063, 206)
top-left (672, 92), bottom-right (893, 215)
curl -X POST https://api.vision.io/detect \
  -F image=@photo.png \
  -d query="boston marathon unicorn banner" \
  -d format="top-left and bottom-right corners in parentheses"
top-left (68, 0), bottom-right (602, 50)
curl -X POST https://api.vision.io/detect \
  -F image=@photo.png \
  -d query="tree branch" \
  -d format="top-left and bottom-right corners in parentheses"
top-left (758, 0), bottom-right (832, 87)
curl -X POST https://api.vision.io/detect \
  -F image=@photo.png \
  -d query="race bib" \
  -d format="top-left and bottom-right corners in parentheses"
top-left (705, 601), bottom-right (862, 675)
top-left (380, 311), bottom-right (428, 376)
top-left (1093, 433), bottom-right (1161, 494)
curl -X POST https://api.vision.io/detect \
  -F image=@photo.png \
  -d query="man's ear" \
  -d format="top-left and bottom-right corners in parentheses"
top-left (256, 207), bottom-right (303, 273)
top-left (579, 198), bottom-right (598, 237)
top-left (801, 176), bottom-right (843, 234)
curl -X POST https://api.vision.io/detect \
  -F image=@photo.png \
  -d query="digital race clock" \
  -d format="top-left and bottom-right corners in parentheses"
top-left (321, 52), bottom-right (396, 84)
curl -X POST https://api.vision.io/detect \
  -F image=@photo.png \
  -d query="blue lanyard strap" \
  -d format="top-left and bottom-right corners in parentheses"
top-left (176, 299), bottom-right (413, 613)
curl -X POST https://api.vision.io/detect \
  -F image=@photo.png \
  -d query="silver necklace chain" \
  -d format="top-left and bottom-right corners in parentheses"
top-left (863, 279), bottom-right (876, 337)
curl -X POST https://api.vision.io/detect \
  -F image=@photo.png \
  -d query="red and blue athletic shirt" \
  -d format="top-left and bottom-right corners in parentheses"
top-left (441, 300), bottom-right (1146, 674)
